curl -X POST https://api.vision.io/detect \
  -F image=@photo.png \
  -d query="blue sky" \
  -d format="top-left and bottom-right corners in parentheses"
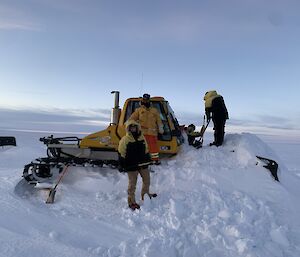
top-left (0, 0), bottom-right (299, 135)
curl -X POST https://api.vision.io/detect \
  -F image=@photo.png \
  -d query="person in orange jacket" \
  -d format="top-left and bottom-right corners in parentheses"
top-left (129, 93), bottom-right (164, 164)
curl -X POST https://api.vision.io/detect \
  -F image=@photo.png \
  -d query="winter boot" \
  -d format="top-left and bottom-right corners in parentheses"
top-left (129, 203), bottom-right (140, 211)
top-left (142, 193), bottom-right (158, 200)
top-left (149, 193), bottom-right (157, 199)
top-left (154, 160), bottom-right (161, 165)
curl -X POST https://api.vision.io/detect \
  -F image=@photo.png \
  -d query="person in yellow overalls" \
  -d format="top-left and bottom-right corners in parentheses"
top-left (129, 93), bottom-right (164, 164)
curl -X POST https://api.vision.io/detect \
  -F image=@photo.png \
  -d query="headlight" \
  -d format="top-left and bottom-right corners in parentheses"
top-left (160, 146), bottom-right (170, 151)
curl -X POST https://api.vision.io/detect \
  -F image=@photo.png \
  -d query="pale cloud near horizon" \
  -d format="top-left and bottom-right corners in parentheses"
top-left (0, 107), bottom-right (299, 141)
top-left (0, 106), bottom-right (110, 119)
top-left (0, 107), bottom-right (110, 132)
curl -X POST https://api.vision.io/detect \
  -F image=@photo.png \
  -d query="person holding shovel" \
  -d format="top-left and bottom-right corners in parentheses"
top-left (203, 90), bottom-right (229, 146)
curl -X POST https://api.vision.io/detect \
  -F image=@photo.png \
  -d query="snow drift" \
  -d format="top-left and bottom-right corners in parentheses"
top-left (1, 131), bottom-right (300, 257)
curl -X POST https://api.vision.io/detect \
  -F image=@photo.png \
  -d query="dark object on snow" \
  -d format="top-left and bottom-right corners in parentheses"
top-left (256, 156), bottom-right (279, 182)
top-left (0, 136), bottom-right (16, 147)
top-left (148, 193), bottom-right (157, 199)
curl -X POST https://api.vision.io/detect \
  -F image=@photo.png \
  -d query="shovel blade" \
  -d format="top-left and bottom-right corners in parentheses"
top-left (45, 189), bottom-right (56, 204)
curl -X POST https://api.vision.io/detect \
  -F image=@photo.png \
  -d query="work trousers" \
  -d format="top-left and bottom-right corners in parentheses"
top-left (127, 168), bottom-right (150, 205)
top-left (144, 135), bottom-right (159, 161)
top-left (213, 118), bottom-right (226, 146)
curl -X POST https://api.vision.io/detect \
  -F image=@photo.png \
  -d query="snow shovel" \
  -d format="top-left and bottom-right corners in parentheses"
top-left (194, 116), bottom-right (210, 148)
top-left (256, 156), bottom-right (279, 182)
top-left (46, 165), bottom-right (70, 204)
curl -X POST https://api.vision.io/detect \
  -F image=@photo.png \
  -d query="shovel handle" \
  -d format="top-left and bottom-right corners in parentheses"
top-left (45, 165), bottom-right (69, 204)
top-left (53, 165), bottom-right (70, 191)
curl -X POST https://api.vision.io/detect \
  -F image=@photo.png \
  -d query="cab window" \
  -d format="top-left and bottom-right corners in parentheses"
top-left (124, 101), bottom-right (140, 121)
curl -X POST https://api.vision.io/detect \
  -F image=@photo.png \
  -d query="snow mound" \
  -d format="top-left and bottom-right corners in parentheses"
top-left (1, 132), bottom-right (300, 257)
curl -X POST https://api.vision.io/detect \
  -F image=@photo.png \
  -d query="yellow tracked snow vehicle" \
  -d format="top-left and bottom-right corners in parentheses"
top-left (23, 91), bottom-right (184, 184)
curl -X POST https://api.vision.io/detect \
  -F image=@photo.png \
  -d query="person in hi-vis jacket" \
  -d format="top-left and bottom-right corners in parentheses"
top-left (204, 90), bottom-right (229, 146)
top-left (129, 93), bottom-right (164, 164)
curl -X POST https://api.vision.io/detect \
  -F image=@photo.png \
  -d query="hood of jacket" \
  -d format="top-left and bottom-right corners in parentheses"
top-left (204, 90), bottom-right (218, 100)
top-left (204, 90), bottom-right (221, 108)
top-left (125, 120), bottom-right (142, 136)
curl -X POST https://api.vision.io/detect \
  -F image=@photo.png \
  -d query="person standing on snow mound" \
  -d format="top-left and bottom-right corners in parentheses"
top-left (118, 120), bottom-right (157, 211)
top-left (129, 93), bottom-right (164, 165)
top-left (204, 90), bottom-right (229, 146)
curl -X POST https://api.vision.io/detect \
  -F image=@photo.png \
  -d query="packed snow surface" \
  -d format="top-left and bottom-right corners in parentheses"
top-left (1, 131), bottom-right (300, 257)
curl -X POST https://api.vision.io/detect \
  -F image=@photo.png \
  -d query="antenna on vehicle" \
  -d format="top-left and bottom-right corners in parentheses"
top-left (140, 72), bottom-right (144, 95)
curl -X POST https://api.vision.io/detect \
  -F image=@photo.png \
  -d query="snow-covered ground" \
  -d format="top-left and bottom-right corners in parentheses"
top-left (1, 128), bottom-right (300, 257)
